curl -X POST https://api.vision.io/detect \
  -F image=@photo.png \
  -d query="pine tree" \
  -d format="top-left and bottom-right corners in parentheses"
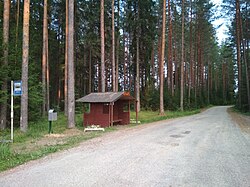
top-left (20, 0), bottom-right (30, 132)
top-left (0, 0), bottom-right (10, 130)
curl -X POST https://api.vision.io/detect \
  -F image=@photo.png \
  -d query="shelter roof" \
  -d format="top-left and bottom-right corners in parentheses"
top-left (76, 92), bottom-right (134, 103)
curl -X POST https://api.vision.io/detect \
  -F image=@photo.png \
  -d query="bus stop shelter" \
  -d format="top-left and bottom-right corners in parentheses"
top-left (76, 92), bottom-right (135, 127)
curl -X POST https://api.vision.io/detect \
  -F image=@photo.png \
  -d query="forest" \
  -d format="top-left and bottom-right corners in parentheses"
top-left (0, 0), bottom-right (249, 132)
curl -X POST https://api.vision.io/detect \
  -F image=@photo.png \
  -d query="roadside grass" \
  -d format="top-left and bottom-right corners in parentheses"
top-left (130, 109), bottom-right (201, 124)
top-left (0, 108), bottom-right (200, 172)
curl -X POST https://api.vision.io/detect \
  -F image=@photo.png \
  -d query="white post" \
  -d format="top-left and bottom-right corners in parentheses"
top-left (11, 81), bottom-right (14, 142)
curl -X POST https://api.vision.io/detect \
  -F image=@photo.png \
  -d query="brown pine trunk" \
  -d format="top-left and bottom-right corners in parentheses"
top-left (101, 0), bottom-right (105, 92)
top-left (160, 0), bottom-right (166, 115)
top-left (136, 2), bottom-right (140, 112)
top-left (67, 0), bottom-right (75, 128)
top-left (236, 0), bottom-right (242, 108)
top-left (151, 43), bottom-right (155, 81)
top-left (167, 0), bottom-right (173, 95)
top-left (20, 0), bottom-right (30, 132)
top-left (15, 0), bottom-right (20, 66)
top-left (89, 48), bottom-right (92, 93)
top-left (115, 0), bottom-right (120, 92)
top-left (0, 0), bottom-right (10, 130)
top-left (42, 0), bottom-right (48, 115)
top-left (188, 0), bottom-right (193, 105)
top-left (180, 0), bottom-right (185, 111)
top-left (64, 0), bottom-right (68, 116)
top-left (112, 0), bottom-right (116, 92)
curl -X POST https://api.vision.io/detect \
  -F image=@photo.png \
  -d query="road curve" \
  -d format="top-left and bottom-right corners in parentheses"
top-left (0, 106), bottom-right (250, 187)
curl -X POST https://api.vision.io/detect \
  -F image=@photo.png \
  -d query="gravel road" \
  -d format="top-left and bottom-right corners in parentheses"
top-left (0, 106), bottom-right (250, 187)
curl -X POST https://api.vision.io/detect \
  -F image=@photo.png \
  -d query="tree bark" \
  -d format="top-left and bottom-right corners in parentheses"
top-left (180, 0), bottom-right (185, 111)
top-left (20, 0), bottom-right (30, 132)
top-left (42, 0), bottom-right (48, 115)
top-left (101, 0), bottom-right (105, 92)
top-left (15, 0), bottom-right (20, 66)
top-left (167, 0), bottom-right (173, 96)
top-left (112, 0), bottom-right (116, 92)
top-left (89, 48), bottom-right (92, 93)
top-left (160, 0), bottom-right (166, 115)
top-left (67, 0), bottom-right (75, 128)
top-left (116, 0), bottom-right (120, 92)
top-left (64, 0), bottom-right (69, 116)
top-left (188, 0), bottom-right (193, 106)
top-left (236, 0), bottom-right (242, 108)
top-left (0, 0), bottom-right (10, 130)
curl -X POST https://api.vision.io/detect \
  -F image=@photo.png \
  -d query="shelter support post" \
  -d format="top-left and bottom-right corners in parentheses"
top-left (111, 102), bottom-right (114, 126)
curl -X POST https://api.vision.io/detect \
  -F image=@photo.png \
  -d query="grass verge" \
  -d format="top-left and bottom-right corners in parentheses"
top-left (0, 109), bottom-right (200, 172)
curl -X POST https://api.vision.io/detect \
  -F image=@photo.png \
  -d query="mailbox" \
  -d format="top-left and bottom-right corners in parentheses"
top-left (48, 109), bottom-right (57, 121)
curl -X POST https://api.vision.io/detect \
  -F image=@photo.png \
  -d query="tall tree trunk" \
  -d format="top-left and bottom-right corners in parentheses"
top-left (188, 0), bottom-right (193, 106)
top-left (160, 0), bottom-right (166, 115)
top-left (20, 0), bottom-right (30, 132)
top-left (42, 0), bottom-right (48, 115)
top-left (89, 48), bottom-right (92, 93)
top-left (136, 1), bottom-right (140, 112)
top-left (180, 0), bottom-right (185, 111)
top-left (236, 0), bottom-right (242, 108)
top-left (112, 0), bottom-right (116, 92)
top-left (67, 0), bottom-right (75, 128)
top-left (151, 43), bottom-right (155, 82)
top-left (167, 0), bottom-right (173, 96)
top-left (0, 0), bottom-right (10, 130)
top-left (64, 0), bottom-right (69, 116)
top-left (116, 0), bottom-right (120, 92)
top-left (15, 0), bottom-right (20, 66)
top-left (101, 0), bottom-right (105, 92)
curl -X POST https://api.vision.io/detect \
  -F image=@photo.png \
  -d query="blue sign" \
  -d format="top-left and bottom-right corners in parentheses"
top-left (13, 81), bottom-right (22, 96)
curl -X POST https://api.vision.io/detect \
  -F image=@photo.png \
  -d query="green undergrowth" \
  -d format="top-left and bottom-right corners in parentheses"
top-left (0, 108), bottom-right (200, 172)
top-left (230, 106), bottom-right (250, 116)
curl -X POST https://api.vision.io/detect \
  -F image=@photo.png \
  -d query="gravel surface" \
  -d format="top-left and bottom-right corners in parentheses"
top-left (0, 106), bottom-right (250, 187)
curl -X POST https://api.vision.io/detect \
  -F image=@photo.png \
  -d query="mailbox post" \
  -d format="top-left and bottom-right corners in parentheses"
top-left (48, 109), bottom-right (57, 134)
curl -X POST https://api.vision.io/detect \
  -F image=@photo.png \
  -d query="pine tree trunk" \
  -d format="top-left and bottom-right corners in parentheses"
top-left (236, 0), bottom-right (242, 108)
top-left (188, 0), bottom-right (193, 106)
top-left (15, 0), bottom-right (20, 66)
top-left (160, 0), bottom-right (166, 115)
top-left (115, 0), bottom-right (120, 92)
top-left (101, 0), bottom-right (105, 92)
top-left (136, 31), bottom-right (140, 112)
top-left (64, 0), bottom-right (69, 116)
top-left (20, 0), bottom-right (30, 132)
top-left (180, 0), bottom-right (185, 111)
top-left (67, 0), bottom-right (75, 128)
top-left (167, 0), bottom-right (173, 96)
top-left (42, 0), bottom-right (48, 115)
top-left (112, 0), bottom-right (116, 92)
top-left (0, 0), bottom-right (10, 130)
top-left (89, 48), bottom-right (92, 93)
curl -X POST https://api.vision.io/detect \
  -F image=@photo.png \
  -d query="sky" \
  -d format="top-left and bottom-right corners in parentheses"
top-left (211, 0), bottom-right (229, 45)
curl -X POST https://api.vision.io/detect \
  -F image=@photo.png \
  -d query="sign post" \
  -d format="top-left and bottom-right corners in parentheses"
top-left (11, 81), bottom-right (14, 142)
top-left (11, 80), bottom-right (22, 142)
